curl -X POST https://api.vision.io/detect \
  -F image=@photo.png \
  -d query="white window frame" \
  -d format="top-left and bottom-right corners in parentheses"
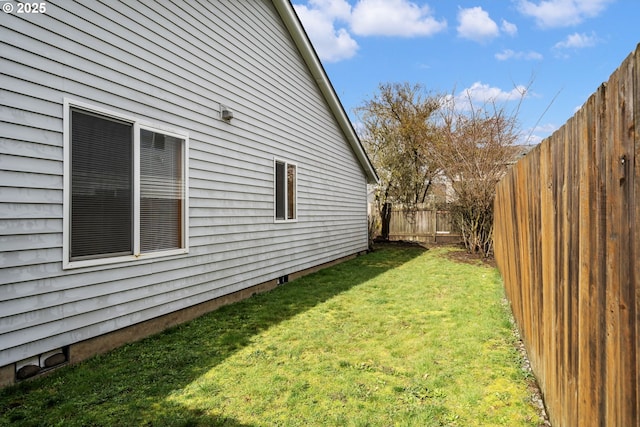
top-left (63, 99), bottom-right (189, 269)
top-left (273, 158), bottom-right (298, 223)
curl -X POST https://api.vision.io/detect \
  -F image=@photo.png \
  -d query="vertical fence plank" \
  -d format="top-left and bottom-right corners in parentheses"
top-left (616, 50), bottom-right (637, 427)
top-left (594, 82), bottom-right (610, 426)
top-left (604, 62), bottom-right (623, 427)
top-left (555, 123), bottom-right (569, 426)
top-left (577, 94), bottom-right (593, 426)
top-left (528, 148), bottom-right (543, 383)
top-left (634, 43), bottom-right (640, 427)
top-left (567, 113), bottom-right (580, 427)
top-left (539, 138), bottom-right (556, 423)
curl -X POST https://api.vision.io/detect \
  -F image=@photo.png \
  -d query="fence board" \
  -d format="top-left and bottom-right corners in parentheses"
top-left (539, 139), bottom-right (555, 415)
top-left (494, 44), bottom-right (639, 427)
top-left (634, 45), bottom-right (640, 427)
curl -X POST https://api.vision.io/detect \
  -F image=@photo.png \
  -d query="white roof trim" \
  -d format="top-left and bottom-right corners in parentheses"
top-left (272, 0), bottom-right (379, 184)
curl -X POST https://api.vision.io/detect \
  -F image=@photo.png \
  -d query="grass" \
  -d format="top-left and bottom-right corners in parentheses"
top-left (0, 246), bottom-right (544, 426)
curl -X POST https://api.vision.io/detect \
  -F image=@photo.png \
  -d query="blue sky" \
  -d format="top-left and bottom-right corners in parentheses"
top-left (292, 0), bottom-right (639, 144)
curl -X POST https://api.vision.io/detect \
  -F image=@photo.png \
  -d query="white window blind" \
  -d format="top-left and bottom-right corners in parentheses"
top-left (140, 129), bottom-right (184, 252)
top-left (65, 103), bottom-right (188, 268)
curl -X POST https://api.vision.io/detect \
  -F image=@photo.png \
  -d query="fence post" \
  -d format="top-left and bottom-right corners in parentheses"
top-left (432, 210), bottom-right (437, 243)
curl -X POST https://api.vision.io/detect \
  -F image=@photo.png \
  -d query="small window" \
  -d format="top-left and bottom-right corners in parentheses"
top-left (274, 159), bottom-right (297, 221)
top-left (64, 101), bottom-right (189, 268)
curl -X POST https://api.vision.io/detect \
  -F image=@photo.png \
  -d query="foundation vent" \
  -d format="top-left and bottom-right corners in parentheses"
top-left (15, 347), bottom-right (68, 381)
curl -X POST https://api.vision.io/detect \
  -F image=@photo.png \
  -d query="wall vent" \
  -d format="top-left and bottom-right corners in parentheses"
top-left (15, 347), bottom-right (69, 381)
top-left (277, 275), bottom-right (289, 285)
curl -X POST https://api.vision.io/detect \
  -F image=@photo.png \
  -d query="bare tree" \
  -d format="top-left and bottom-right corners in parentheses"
top-left (432, 90), bottom-right (523, 256)
top-left (357, 81), bottom-right (527, 254)
top-left (355, 82), bottom-right (441, 240)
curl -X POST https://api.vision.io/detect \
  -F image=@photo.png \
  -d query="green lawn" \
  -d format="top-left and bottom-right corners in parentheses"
top-left (0, 246), bottom-right (544, 426)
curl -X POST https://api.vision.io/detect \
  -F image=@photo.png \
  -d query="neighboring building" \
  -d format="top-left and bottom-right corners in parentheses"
top-left (507, 144), bottom-right (537, 165)
top-left (427, 143), bottom-right (538, 206)
top-left (0, 0), bottom-right (377, 386)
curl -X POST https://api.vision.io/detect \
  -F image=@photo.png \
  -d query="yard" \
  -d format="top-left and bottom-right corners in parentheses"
top-left (0, 245), bottom-right (545, 426)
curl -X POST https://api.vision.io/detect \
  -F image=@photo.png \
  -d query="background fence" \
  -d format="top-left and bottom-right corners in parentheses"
top-left (370, 204), bottom-right (461, 243)
top-left (494, 44), bottom-right (639, 426)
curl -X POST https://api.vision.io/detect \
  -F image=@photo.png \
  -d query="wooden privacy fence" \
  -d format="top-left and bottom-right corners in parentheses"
top-left (494, 44), bottom-right (639, 426)
top-left (370, 204), bottom-right (461, 243)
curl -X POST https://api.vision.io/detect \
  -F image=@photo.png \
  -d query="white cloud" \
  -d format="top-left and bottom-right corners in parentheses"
top-left (523, 134), bottom-right (544, 145)
top-left (554, 32), bottom-right (598, 49)
top-left (517, 0), bottom-right (614, 28)
top-left (535, 123), bottom-right (559, 133)
top-left (501, 19), bottom-right (518, 36)
top-left (307, 0), bottom-right (352, 20)
top-left (521, 123), bottom-right (558, 144)
top-left (294, 0), bottom-right (448, 62)
top-left (294, 2), bottom-right (359, 62)
top-left (495, 49), bottom-right (543, 61)
top-left (457, 7), bottom-right (500, 43)
top-left (459, 82), bottom-right (529, 105)
top-left (350, 0), bottom-right (447, 37)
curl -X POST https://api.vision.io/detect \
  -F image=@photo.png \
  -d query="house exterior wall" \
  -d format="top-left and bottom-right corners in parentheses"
top-left (0, 1), bottom-right (370, 374)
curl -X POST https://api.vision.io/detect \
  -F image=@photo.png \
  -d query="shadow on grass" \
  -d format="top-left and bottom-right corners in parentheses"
top-left (0, 246), bottom-right (426, 426)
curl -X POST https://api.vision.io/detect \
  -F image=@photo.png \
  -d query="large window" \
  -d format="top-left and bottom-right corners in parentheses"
top-left (63, 101), bottom-right (188, 268)
top-left (274, 159), bottom-right (297, 222)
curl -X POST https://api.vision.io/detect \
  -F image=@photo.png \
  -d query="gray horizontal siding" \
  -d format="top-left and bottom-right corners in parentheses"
top-left (0, 0), bottom-right (369, 367)
top-left (0, 218), bottom-right (60, 236)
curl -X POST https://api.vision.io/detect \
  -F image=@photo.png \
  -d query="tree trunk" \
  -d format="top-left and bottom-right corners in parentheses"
top-left (380, 202), bottom-right (392, 240)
